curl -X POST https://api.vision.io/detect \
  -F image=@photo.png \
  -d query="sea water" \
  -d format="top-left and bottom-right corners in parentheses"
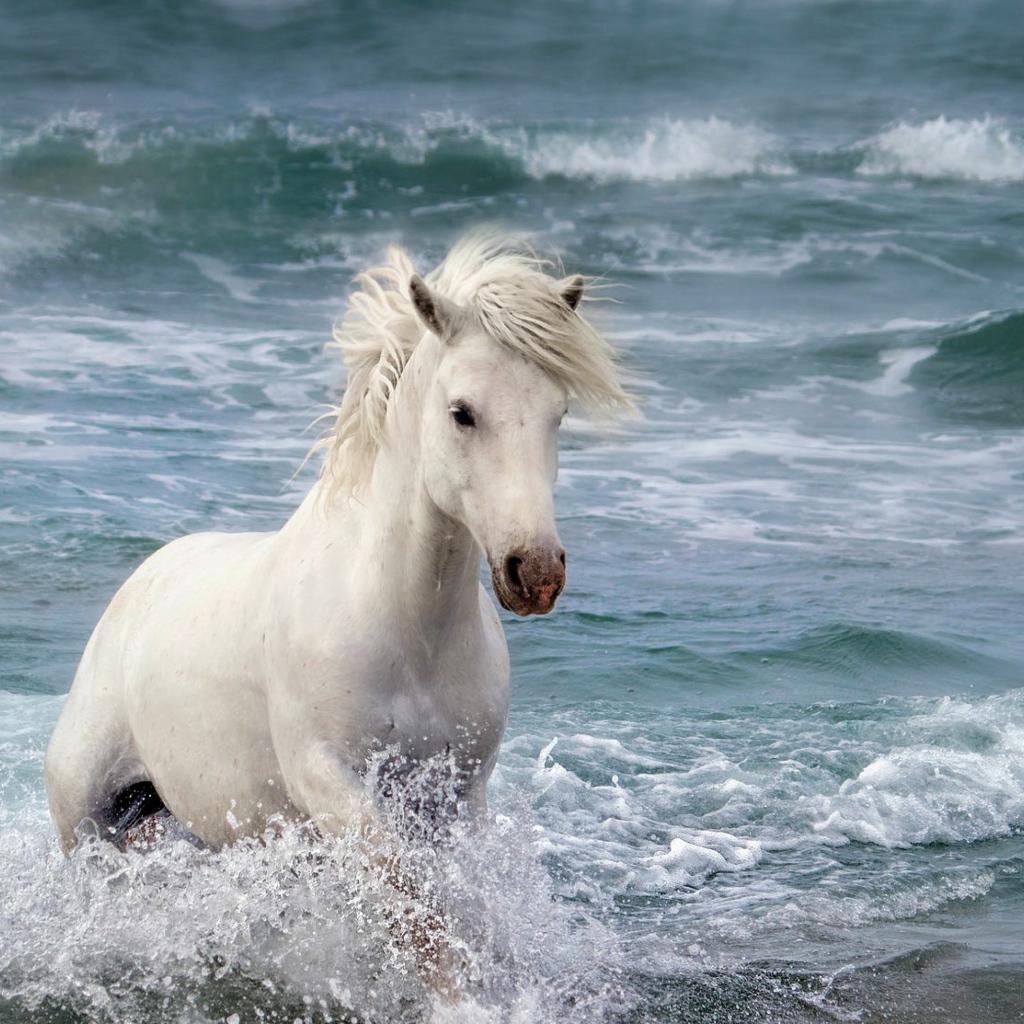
top-left (2, 1), bottom-right (1023, 1021)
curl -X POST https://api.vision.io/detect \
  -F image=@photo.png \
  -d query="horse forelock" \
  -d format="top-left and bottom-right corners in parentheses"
top-left (318, 230), bottom-right (633, 496)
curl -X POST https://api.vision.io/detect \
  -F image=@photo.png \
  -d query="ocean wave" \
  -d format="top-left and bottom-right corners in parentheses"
top-left (5, 109), bottom-right (1024, 202)
top-left (910, 309), bottom-right (1024, 426)
top-left (558, 305), bottom-right (1024, 553)
top-left (0, 111), bottom-right (790, 201)
top-left (4, 110), bottom-right (1021, 271)
top-left (0, 110), bottom-right (798, 283)
top-left (569, 418), bottom-right (1024, 554)
top-left (744, 623), bottom-right (999, 682)
top-left (858, 116), bottom-right (1024, 182)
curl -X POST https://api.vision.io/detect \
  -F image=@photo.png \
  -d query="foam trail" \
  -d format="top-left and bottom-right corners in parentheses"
top-left (181, 253), bottom-right (264, 303)
top-left (862, 346), bottom-right (937, 397)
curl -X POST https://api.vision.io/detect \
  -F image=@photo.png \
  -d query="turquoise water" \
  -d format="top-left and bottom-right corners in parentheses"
top-left (2, 1), bottom-right (1024, 1021)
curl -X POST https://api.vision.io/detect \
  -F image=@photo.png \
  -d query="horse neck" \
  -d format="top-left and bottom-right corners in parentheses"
top-left (365, 448), bottom-right (482, 630)
top-left (293, 354), bottom-right (483, 640)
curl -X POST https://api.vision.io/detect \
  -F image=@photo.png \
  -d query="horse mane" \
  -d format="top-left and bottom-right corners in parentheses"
top-left (320, 229), bottom-right (633, 493)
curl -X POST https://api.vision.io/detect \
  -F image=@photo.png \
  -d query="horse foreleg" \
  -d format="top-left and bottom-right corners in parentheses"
top-left (373, 844), bottom-right (464, 1000)
top-left (286, 747), bottom-right (463, 997)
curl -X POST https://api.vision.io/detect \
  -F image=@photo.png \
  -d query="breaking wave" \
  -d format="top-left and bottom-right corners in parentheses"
top-left (911, 309), bottom-right (1024, 426)
top-left (858, 116), bottom-right (1024, 182)
top-left (514, 117), bottom-right (790, 183)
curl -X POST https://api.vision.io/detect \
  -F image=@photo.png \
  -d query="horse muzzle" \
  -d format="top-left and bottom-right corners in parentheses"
top-left (491, 544), bottom-right (567, 616)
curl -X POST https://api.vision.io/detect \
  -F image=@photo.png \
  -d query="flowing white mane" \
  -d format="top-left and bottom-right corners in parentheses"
top-left (322, 230), bottom-right (633, 492)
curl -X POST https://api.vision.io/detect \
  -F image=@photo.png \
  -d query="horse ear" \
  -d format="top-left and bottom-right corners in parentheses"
top-left (560, 274), bottom-right (585, 311)
top-left (410, 275), bottom-right (462, 342)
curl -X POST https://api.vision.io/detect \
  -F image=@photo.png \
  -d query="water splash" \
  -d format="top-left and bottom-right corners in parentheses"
top-left (0, 733), bottom-right (623, 1024)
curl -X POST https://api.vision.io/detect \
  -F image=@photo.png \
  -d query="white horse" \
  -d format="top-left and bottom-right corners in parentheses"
top-left (44, 230), bottom-right (631, 987)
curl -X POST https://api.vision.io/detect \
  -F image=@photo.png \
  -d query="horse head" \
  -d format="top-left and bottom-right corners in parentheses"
top-left (409, 273), bottom-right (585, 616)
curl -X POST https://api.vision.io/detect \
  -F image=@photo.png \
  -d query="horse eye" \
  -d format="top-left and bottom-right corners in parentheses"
top-left (450, 402), bottom-right (477, 429)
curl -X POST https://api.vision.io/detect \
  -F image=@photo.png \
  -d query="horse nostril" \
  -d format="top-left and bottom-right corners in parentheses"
top-left (558, 549), bottom-right (566, 569)
top-left (505, 554), bottom-right (524, 591)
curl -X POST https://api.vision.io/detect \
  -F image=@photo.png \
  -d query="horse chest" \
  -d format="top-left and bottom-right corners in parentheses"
top-left (379, 682), bottom-right (503, 766)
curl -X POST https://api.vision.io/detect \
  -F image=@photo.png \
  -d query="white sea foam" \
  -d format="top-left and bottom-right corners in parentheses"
top-left (0, 110), bottom-right (183, 169)
top-left (515, 117), bottom-right (790, 183)
top-left (598, 223), bottom-right (816, 277)
top-left (1, 314), bottom-right (326, 409)
top-left (311, 111), bottom-right (794, 185)
top-left (526, 748), bottom-right (767, 893)
top-left (635, 832), bottom-right (763, 892)
top-left (807, 695), bottom-right (1024, 848)
top-left (859, 116), bottom-right (1024, 182)
top-left (491, 693), bottom-right (1024, 964)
